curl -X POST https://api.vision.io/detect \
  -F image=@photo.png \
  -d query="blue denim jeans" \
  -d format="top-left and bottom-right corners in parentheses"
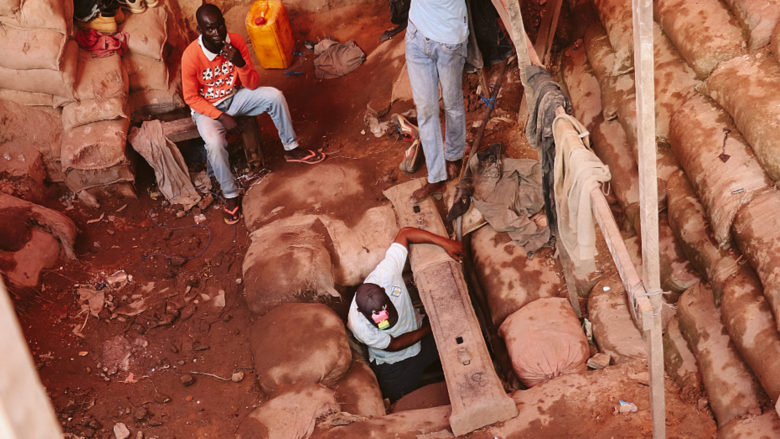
top-left (192, 86), bottom-right (299, 199)
top-left (405, 21), bottom-right (467, 184)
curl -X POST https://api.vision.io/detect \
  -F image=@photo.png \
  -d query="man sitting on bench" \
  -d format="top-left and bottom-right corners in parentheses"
top-left (347, 227), bottom-right (462, 402)
top-left (182, 3), bottom-right (325, 224)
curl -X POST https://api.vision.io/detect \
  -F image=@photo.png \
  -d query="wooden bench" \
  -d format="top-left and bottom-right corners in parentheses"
top-left (159, 115), bottom-right (264, 169)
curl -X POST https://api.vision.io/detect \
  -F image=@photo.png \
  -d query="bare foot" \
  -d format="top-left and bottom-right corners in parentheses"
top-left (410, 181), bottom-right (445, 202)
top-left (446, 159), bottom-right (462, 180)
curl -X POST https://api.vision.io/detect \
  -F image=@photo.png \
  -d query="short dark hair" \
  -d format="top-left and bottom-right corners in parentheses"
top-left (355, 283), bottom-right (386, 317)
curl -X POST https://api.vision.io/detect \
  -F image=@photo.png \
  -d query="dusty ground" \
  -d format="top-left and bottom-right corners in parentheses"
top-left (7, 2), bottom-right (717, 438)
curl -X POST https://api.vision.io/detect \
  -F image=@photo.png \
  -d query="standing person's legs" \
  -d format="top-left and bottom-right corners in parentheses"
top-left (406, 22), bottom-right (448, 191)
top-left (227, 87), bottom-right (325, 163)
top-left (435, 39), bottom-right (467, 177)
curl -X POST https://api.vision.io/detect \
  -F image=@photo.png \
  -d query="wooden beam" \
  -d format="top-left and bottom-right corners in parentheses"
top-left (533, 0), bottom-right (564, 67)
top-left (384, 179), bottom-right (517, 436)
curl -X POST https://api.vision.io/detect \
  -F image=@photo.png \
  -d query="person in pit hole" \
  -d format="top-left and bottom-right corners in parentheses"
top-left (347, 227), bottom-right (463, 402)
top-left (182, 3), bottom-right (325, 225)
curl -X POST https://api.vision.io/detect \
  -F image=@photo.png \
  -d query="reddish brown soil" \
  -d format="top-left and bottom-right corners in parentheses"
top-left (7, 2), bottom-right (717, 439)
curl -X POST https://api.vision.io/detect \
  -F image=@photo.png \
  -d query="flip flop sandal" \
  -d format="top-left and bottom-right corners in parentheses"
top-left (285, 149), bottom-right (326, 164)
top-left (223, 205), bottom-right (240, 225)
top-left (399, 138), bottom-right (423, 174)
top-left (391, 113), bottom-right (419, 141)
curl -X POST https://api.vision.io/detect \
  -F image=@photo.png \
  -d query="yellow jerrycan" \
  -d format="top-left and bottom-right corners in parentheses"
top-left (245, 0), bottom-right (294, 69)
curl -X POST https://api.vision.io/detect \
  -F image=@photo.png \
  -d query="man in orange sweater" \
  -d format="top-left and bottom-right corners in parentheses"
top-left (182, 3), bottom-right (325, 224)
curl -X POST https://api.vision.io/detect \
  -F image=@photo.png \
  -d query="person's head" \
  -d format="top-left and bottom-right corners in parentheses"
top-left (355, 283), bottom-right (397, 330)
top-left (196, 3), bottom-right (227, 52)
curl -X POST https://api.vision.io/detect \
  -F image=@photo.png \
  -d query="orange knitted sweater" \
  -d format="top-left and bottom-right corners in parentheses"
top-left (181, 32), bottom-right (260, 119)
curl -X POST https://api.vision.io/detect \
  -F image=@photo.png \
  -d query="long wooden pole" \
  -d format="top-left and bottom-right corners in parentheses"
top-left (632, 0), bottom-right (665, 437)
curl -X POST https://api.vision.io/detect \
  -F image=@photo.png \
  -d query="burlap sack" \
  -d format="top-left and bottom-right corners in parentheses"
top-left (120, 6), bottom-right (167, 61)
top-left (705, 54), bottom-right (780, 182)
top-left (561, 42), bottom-right (602, 131)
top-left (0, 0), bottom-right (73, 34)
top-left (499, 298), bottom-right (588, 388)
top-left (663, 317), bottom-right (702, 404)
top-left (124, 53), bottom-right (169, 92)
top-left (249, 303), bottom-right (352, 395)
top-left (654, 0), bottom-right (747, 78)
top-left (583, 23), bottom-right (619, 119)
top-left (74, 51), bottom-right (128, 101)
top-left (470, 225), bottom-right (563, 328)
top-left (242, 216), bottom-right (340, 316)
top-left (61, 118), bottom-right (133, 192)
top-left (333, 358), bottom-right (385, 418)
top-left (669, 92), bottom-right (772, 247)
top-left (0, 88), bottom-right (73, 107)
top-left (732, 189), bottom-right (780, 331)
top-left (236, 384), bottom-right (339, 439)
top-left (718, 412), bottom-right (780, 439)
top-left (0, 24), bottom-right (66, 70)
top-left (390, 382), bottom-right (449, 413)
top-left (128, 82), bottom-right (185, 116)
top-left (677, 283), bottom-right (764, 426)
top-left (593, 0), bottom-right (634, 75)
top-left (62, 97), bottom-right (128, 130)
top-left (0, 39), bottom-right (77, 98)
top-left (772, 21), bottom-right (780, 64)
top-left (721, 265), bottom-right (780, 403)
top-left (720, 0), bottom-right (780, 50)
top-left (590, 116), bottom-right (639, 224)
top-left (587, 274), bottom-right (647, 364)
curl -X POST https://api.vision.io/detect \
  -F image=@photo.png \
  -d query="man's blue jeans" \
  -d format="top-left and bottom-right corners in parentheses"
top-left (192, 86), bottom-right (299, 199)
top-left (405, 21), bottom-right (467, 184)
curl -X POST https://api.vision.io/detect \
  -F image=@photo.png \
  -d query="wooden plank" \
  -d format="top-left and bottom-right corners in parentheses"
top-left (0, 280), bottom-right (63, 439)
top-left (384, 179), bottom-right (517, 436)
top-left (533, 0), bottom-right (564, 66)
top-left (631, 0), bottom-right (665, 436)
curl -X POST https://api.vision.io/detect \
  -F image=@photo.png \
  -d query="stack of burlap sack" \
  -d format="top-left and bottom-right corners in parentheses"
top-left (561, 0), bottom-right (780, 434)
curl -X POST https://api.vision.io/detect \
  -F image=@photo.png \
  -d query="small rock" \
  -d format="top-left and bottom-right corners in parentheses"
top-left (231, 371), bottom-right (245, 382)
top-left (153, 394), bottom-right (171, 404)
top-left (175, 210), bottom-right (187, 218)
top-left (197, 193), bottom-right (214, 210)
top-left (194, 214), bottom-right (207, 224)
top-left (136, 431), bottom-right (144, 439)
top-left (180, 374), bottom-right (195, 387)
top-left (113, 422), bottom-right (130, 439)
top-left (133, 407), bottom-right (148, 422)
top-left (586, 353), bottom-right (611, 370)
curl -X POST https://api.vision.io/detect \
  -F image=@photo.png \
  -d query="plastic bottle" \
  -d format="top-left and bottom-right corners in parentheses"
top-left (245, 0), bottom-right (294, 69)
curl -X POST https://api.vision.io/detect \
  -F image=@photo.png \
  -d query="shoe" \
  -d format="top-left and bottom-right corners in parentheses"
top-left (145, 0), bottom-right (159, 7)
top-left (223, 198), bottom-right (241, 225)
top-left (118, 0), bottom-right (146, 14)
top-left (80, 13), bottom-right (118, 34)
top-left (391, 113), bottom-right (419, 141)
top-left (399, 138), bottom-right (423, 174)
top-left (284, 149), bottom-right (326, 164)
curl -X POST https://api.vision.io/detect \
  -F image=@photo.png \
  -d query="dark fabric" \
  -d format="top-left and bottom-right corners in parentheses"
top-left (525, 65), bottom-right (573, 233)
top-left (470, 0), bottom-right (511, 64)
top-left (370, 333), bottom-right (439, 402)
top-left (389, 0), bottom-right (411, 26)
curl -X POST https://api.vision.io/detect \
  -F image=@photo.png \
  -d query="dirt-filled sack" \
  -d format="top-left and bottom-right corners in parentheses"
top-left (677, 283), bottom-right (764, 426)
top-left (128, 81), bottom-right (185, 116)
top-left (333, 357), bottom-right (385, 418)
top-left (0, 88), bottom-right (72, 107)
top-left (583, 20), bottom-right (620, 83)
top-left (665, 171), bottom-right (741, 301)
top-left (60, 118), bottom-right (133, 192)
top-left (124, 53), bottom-right (169, 92)
top-left (590, 116), bottom-right (639, 225)
top-left (470, 225), bottom-right (563, 328)
top-left (236, 384), bottom-right (339, 439)
top-left (249, 303), bottom-right (352, 395)
top-left (74, 52), bottom-right (128, 101)
top-left (657, 216), bottom-right (701, 296)
top-left (655, 0), bottom-right (746, 78)
top-left (0, 24), bottom-right (66, 71)
top-left (720, 0), bottom-right (780, 50)
top-left (499, 298), bottom-right (588, 388)
top-left (62, 97), bottom-right (127, 130)
top-left (0, 39), bottom-right (77, 98)
top-left (318, 205), bottom-right (397, 287)
top-left (773, 21), bottom-right (780, 64)
top-left (670, 92), bottom-right (772, 247)
top-left (0, 0), bottom-right (73, 34)
top-left (593, 0), bottom-right (633, 75)
top-left (391, 381), bottom-right (449, 413)
top-left (120, 6), bottom-right (167, 61)
top-left (587, 274), bottom-right (647, 363)
top-left (732, 189), bottom-right (780, 330)
top-left (718, 411), bottom-right (780, 439)
top-left (663, 317), bottom-right (702, 404)
top-left (561, 43), bottom-right (602, 131)
top-left (704, 54), bottom-right (780, 182)
top-left (721, 265), bottom-right (780, 402)
top-left (242, 216), bottom-right (340, 316)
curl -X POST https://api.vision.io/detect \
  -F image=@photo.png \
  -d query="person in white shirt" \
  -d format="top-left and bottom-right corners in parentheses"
top-left (347, 227), bottom-right (463, 401)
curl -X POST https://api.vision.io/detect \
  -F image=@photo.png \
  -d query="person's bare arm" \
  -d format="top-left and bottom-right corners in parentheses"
top-left (393, 227), bottom-right (463, 262)
top-left (385, 320), bottom-right (431, 351)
